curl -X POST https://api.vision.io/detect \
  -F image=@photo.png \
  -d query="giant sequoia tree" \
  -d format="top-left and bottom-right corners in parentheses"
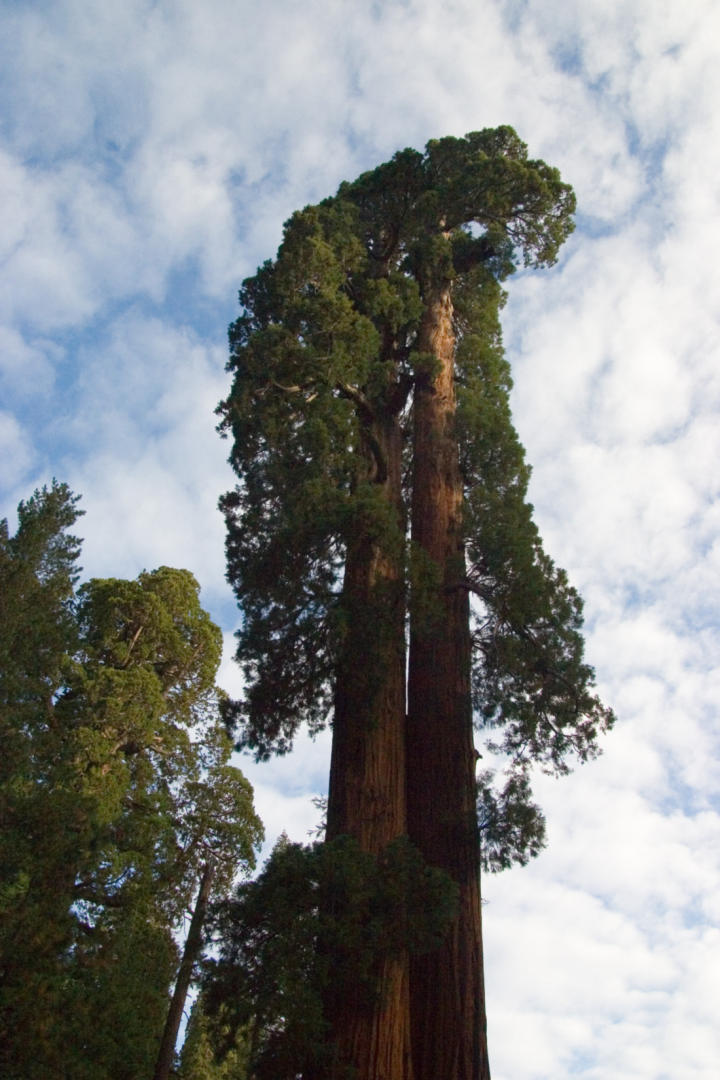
top-left (219, 127), bottom-right (614, 1080)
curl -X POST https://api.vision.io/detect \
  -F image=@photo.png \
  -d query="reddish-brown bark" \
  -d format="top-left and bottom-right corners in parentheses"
top-left (325, 409), bottom-right (413, 1080)
top-left (407, 284), bottom-right (491, 1080)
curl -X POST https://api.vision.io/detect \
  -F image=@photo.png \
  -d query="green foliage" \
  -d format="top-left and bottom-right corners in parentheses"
top-left (57, 566), bottom-right (260, 922)
top-left (220, 127), bottom-right (611, 873)
top-left (477, 770), bottom-right (547, 873)
top-left (340, 125), bottom-right (575, 281)
top-left (60, 914), bottom-right (179, 1080)
top-left (203, 835), bottom-right (457, 1080)
top-left (218, 197), bottom-right (406, 760)
top-left (179, 994), bottom-right (250, 1079)
top-left (0, 484), bottom-right (263, 1079)
top-left (0, 482), bottom-right (85, 1079)
top-left (451, 268), bottom-right (613, 862)
top-left (455, 276), bottom-right (613, 771)
top-left (219, 127), bottom-right (577, 765)
top-left (407, 540), bottom-right (445, 636)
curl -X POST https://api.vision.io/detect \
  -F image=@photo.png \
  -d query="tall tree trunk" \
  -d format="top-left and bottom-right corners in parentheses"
top-left (325, 407), bottom-right (413, 1080)
top-left (407, 284), bottom-right (491, 1080)
top-left (153, 862), bottom-right (214, 1080)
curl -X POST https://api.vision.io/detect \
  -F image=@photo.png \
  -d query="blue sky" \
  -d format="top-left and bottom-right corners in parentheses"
top-left (2, 1), bottom-right (720, 1076)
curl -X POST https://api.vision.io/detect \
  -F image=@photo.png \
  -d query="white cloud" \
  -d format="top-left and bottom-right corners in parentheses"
top-left (232, 726), bottom-right (332, 861)
top-left (0, 324), bottom-right (56, 400)
top-left (0, 412), bottom-right (35, 491)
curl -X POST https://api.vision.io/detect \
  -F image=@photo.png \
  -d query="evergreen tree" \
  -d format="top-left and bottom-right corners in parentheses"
top-left (218, 127), bottom-right (614, 1079)
top-left (1, 481), bottom-right (85, 1077)
top-left (202, 833), bottom-right (456, 1080)
top-left (179, 991), bottom-right (251, 1079)
top-left (0, 484), bottom-right (263, 1080)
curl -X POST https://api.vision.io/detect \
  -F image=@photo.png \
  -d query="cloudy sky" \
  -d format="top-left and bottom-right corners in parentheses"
top-left (2, 0), bottom-right (719, 1076)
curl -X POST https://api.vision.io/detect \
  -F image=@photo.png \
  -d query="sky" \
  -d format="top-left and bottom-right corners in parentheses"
top-left (1, 0), bottom-right (719, 1076)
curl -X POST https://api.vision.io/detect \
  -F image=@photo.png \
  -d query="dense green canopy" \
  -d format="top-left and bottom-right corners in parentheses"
top-left (219, 128), bottom-right (612, 865)
top-left (0, 483), bottom-right (263, 1080)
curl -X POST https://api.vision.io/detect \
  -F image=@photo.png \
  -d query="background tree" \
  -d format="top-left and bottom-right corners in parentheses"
top-left (178, 991), bottom-right (251, 1079)
top-left (0, 484), bottom-right (263, 1080)
top-left (218, 127), bottom-right (614, 1079)
top-left (1, 481), bottom-right (85, 1077)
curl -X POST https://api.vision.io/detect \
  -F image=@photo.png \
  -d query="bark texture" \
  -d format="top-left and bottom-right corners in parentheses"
top-left (407, 285), bottom-right (490, 1080)
top-left (326, 408), bottom-right (413, 1080)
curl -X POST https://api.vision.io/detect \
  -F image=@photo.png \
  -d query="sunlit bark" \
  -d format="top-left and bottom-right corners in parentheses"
top-left (407, 284), bottom-right (490, 1080)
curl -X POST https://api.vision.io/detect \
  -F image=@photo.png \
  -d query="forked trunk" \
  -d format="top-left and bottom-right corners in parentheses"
top-left (407, 285), bottom-right (490, 1080)
top-left (325, 408), bottom-right (413, 1080)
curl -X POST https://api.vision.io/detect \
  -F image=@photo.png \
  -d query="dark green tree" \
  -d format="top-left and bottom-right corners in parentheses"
top-left (201, 833), bottom-right (456, 1080)
top-left (0, 484), bottom-right (263, 1080)
top-left (179, 991), bottom-right (251, 1079)
top-left (218, 127), bottom-right (614, 1080)
top-left (1, 481), bottom-right (85, 1077)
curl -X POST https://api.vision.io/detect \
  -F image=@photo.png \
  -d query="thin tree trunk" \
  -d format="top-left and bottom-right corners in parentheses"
top-left (153, 862), bottom-right (214, 1080)
top-left (407, 284), bottom-right (490, 1080)
top-left (325, 408), bottom-right (413, 1080)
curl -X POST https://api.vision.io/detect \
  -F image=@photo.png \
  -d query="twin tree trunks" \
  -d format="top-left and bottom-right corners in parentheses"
top-left (325, 283), bottom-right (488, 1080)
top-left (221, 128), bottom-right (612, 1080)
